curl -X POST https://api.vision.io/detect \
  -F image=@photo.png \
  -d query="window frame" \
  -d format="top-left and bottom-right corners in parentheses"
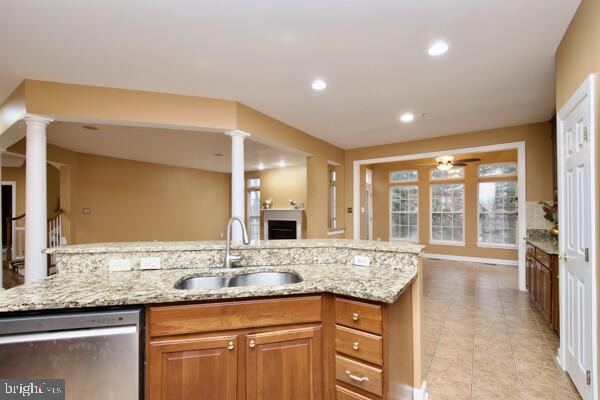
top-left (477, 162), bottom-right (517, 178)
top-left (476, 179), bottom-right (518, 249)
top-left (430, 166), bottom-right (465, 181)
top-left (429, 183), bottom-right (465, 246)
top-left (389, 169), bottom-right (419, 183)
top-left (328, 166), bottom-right (337, 230)
top-left (246, 178), bottom-right (261, 242)
top-left (389, 184), bottom-right (419, 243)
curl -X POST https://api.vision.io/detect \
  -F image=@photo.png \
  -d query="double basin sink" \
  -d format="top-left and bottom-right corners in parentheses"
top-left (175, 271), bottom-right (302, 290)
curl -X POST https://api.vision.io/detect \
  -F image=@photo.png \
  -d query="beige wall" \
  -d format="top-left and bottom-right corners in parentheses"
top-left (370, 150), bottom-right (518, 260)
top-left (69, 153), bottom-right (231, 244)
top-left (345, 122), bottom-right (554, 240)
top-left (2, 163), bottom-right (60, 219)
top-left (555, 0), bottom-right (600, 387)
top-left (7, 139), bottom-right (232, 244)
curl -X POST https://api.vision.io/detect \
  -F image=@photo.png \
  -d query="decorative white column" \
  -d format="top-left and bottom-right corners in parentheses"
top-left (23, 114), bottom-right (53, 283)
top-left (225, 130), bottom-right (250, 243)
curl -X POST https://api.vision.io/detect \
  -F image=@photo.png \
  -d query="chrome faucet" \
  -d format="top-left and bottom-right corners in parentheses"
top-left (223, 216), bottom-right (251, 268)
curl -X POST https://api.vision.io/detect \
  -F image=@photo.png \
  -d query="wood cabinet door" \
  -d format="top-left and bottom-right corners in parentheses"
top-left (148, 334), bottom-right (238, 400)
top-left (246, 326), bottom-right (323, 400)
top-left (526, 254), bottom-right (533, 292)
top-left (541, 266), bottom-right (553, 322)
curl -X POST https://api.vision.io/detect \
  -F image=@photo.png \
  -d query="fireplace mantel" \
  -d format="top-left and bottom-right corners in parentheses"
top-left (262, 209), bottom-right (304, 240)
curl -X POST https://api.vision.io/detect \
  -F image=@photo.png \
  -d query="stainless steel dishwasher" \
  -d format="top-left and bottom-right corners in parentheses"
top-left (0, 308), bottom-right (142, 399)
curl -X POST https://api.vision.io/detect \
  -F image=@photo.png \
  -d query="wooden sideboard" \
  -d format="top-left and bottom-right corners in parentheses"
top-left (526, 242), bottom-right (559, 334)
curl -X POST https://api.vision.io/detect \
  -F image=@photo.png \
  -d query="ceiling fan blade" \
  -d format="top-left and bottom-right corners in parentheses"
top-left (455, 158), bottom-right (481, 163)
top-left (453, 162), bottom-right (468, 166)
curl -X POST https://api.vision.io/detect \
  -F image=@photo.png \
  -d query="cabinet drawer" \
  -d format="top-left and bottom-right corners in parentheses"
top-left (335, 325), bottom-right (383, 366)
top-left (335, 298), bottom-right (382, 335)
top-left (148, 296), bottom-right (322, 337)
top-left (535, 248), bottom-right (550, 266)
top-left (336, 385), bottom-right (374, 400)
top-left (335, 355), bottom-right (382, 396)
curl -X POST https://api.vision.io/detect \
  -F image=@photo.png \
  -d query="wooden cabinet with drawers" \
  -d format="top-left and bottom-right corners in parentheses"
top-left (146, 277), bottom-right (421, 400)
top-left (525, 242), bottom-right (559, 334)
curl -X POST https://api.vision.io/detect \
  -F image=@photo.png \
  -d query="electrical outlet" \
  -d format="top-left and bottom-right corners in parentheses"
top-left (353, 255), bottom-right (371, 267)
top-left (108, 258), bottom-right (132, 272)
top-left (140, 257), bottom-right (161, 270)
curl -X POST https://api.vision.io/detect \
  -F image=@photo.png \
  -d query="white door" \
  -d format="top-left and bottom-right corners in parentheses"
top-left (558, 76), bottom-right (594, 400)
top-left (365, 168), bottom-right (373, 240)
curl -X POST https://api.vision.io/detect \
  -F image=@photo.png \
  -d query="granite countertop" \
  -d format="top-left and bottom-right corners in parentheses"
top-left (526, 238), bottom-right (559, 255)
top-left (0, 262), bottom-right (417, 313)
top-left (45, 239), bottom-right (424, 255)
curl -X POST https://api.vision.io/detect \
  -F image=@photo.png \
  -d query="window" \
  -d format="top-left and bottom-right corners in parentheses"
top-left (478, 162), bottom-right (517, 177)
top-left (431, 183), bottom-right (464, 244)
top-left (478, 181), bottom-right (517, 246)
top-left (430, 166), bottom-right (464, 180)
top-left (247, 178), bottom-right (261, 242)
top-left (329, 167), bottom-right (337, 229)
top-left (390, 186), bottom-right (418, 241)
top-left (390, 170), bottom-right (418, 183)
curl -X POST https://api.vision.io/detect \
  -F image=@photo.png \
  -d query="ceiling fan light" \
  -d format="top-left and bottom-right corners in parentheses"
top-left (436, 163), bottom-right (453, 171)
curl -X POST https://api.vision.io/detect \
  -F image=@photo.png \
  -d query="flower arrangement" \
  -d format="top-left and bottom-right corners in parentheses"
top-left (539, 201), bottom-right (557, 224)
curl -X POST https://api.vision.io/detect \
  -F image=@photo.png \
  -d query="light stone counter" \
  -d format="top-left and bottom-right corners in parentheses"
top-left (0, 240), bottom-right (424, 313)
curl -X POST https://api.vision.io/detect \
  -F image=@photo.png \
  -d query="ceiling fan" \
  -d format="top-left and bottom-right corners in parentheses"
top-left (417, 155), bottom-right (481, 170)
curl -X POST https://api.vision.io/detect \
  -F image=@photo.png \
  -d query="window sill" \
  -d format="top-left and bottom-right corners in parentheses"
top-left (477, 242), bottom-right (518, 250)
top-left (429, 240), bottom-right (465, 247)
top-left (390, 238), bottom-right (420, 244)
top-left (327, 228), bottom-right (345, 236)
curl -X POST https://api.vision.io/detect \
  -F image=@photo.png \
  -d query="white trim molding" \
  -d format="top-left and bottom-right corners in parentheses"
top-left (414, 380), bottom-right (429, 400)
top-left (353, 140), bottom-right (527, 290)
top-left (423, 252), bottom-right (518, 267)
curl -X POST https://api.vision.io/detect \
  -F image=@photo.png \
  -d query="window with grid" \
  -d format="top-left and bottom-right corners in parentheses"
top-left (329, 167), bottom-right (337, 229)
top-left (390, 186), bottom-right (418, 241)
top-left (247, 178), bottom-right (261, 242)
top-left (390, 170), bottom-right (418, 183)
top-left (478, 181), bottom-right (517, 246)
top-left (478, 162), bottom-right (517, 177)
top-left (431, 183), bottom-right (464, 244)
top-left (430, 166), bottom-right (464, 180)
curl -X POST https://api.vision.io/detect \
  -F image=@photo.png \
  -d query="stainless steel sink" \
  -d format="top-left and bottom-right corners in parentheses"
top-left (175, 271), bottom-right (302, 290)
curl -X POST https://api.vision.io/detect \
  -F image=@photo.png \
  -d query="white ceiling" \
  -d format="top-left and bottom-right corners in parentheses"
top-left (7, 121), bottom-right (307, 173)
top-left (0, 0), bottom-right (580, 149)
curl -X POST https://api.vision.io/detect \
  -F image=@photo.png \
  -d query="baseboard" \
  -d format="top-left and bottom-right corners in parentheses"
top-left (414, 380), bottom-right (429, 400)
top-left (423, 252), bottom-right (518, 267)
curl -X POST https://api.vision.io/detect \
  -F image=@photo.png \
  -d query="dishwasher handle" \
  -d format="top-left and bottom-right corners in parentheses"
top-left (0, 325), bottom-right (137, 345)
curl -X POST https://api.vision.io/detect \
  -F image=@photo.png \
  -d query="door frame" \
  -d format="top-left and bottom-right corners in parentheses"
top-left (556, 74), bottom-right (598, 400)
top-left (352, 141), bottom-right (527, 289)
top-left (1, 181), bottom-right (17, 257)
top-left (365, 168), bottom-right (373, 240)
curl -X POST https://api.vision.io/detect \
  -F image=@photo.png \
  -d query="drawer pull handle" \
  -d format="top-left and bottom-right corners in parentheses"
top-left (345, 369), bottom-right (369, 383)
top-left (352, 341), bottom-right (360, 351)
top-left (352, 312), bottom-right (360, 321)
top-left (227, 341), bottom-right (235, 351)
top-left (248, 339), bottom-right (256, 348)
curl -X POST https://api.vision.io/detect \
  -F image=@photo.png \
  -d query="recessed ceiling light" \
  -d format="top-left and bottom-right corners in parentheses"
top-left (311, 79), bottom-right (327, 91)
top-left (279, 160), bottom-right (286, 167)
top-left (428, 40), bottom-right (449, 56)
top-left (258, 163), bottom-right (265, 170)
top-left (400, 112), bottom-right (415, 123)
top-left (82, 125), bottom-right (99, 131)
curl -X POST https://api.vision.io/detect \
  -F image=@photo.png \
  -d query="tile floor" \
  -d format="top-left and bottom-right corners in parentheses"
top-left (423, 258), bottom-right (582, 400)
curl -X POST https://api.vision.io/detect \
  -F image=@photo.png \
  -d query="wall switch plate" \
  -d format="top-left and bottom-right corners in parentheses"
top-left (140, 257), bottom-right (161, 270)
top-left (108, 258), bottom-right (132, 272)
top-left (353, 255), bottom-right (371, 267)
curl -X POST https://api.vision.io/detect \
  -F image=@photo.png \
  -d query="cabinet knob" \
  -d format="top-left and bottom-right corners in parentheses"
top-left (248, 339), bottom-right (256, 348)
top-left (227, 341), bottom-right (235, 351)
top-left (352, 312), bottom-right (360, 321)
top-left (352, 341), bottom-right (360, 351)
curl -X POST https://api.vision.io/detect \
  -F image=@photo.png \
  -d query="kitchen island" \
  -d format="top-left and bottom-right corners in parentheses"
top-left (0, 239), bottom-right (425, 400)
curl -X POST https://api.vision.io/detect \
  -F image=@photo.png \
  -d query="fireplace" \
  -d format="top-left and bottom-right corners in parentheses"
top-left (267, 220), bottom-right (297, 240)
top-left (262, 209), bottom-right (303, 240)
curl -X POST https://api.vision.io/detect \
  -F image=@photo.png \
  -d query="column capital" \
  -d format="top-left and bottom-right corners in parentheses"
top-left (22, 113), bottom-right (53, 126)
top-left (225, 129), bottom-right (250, 139)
